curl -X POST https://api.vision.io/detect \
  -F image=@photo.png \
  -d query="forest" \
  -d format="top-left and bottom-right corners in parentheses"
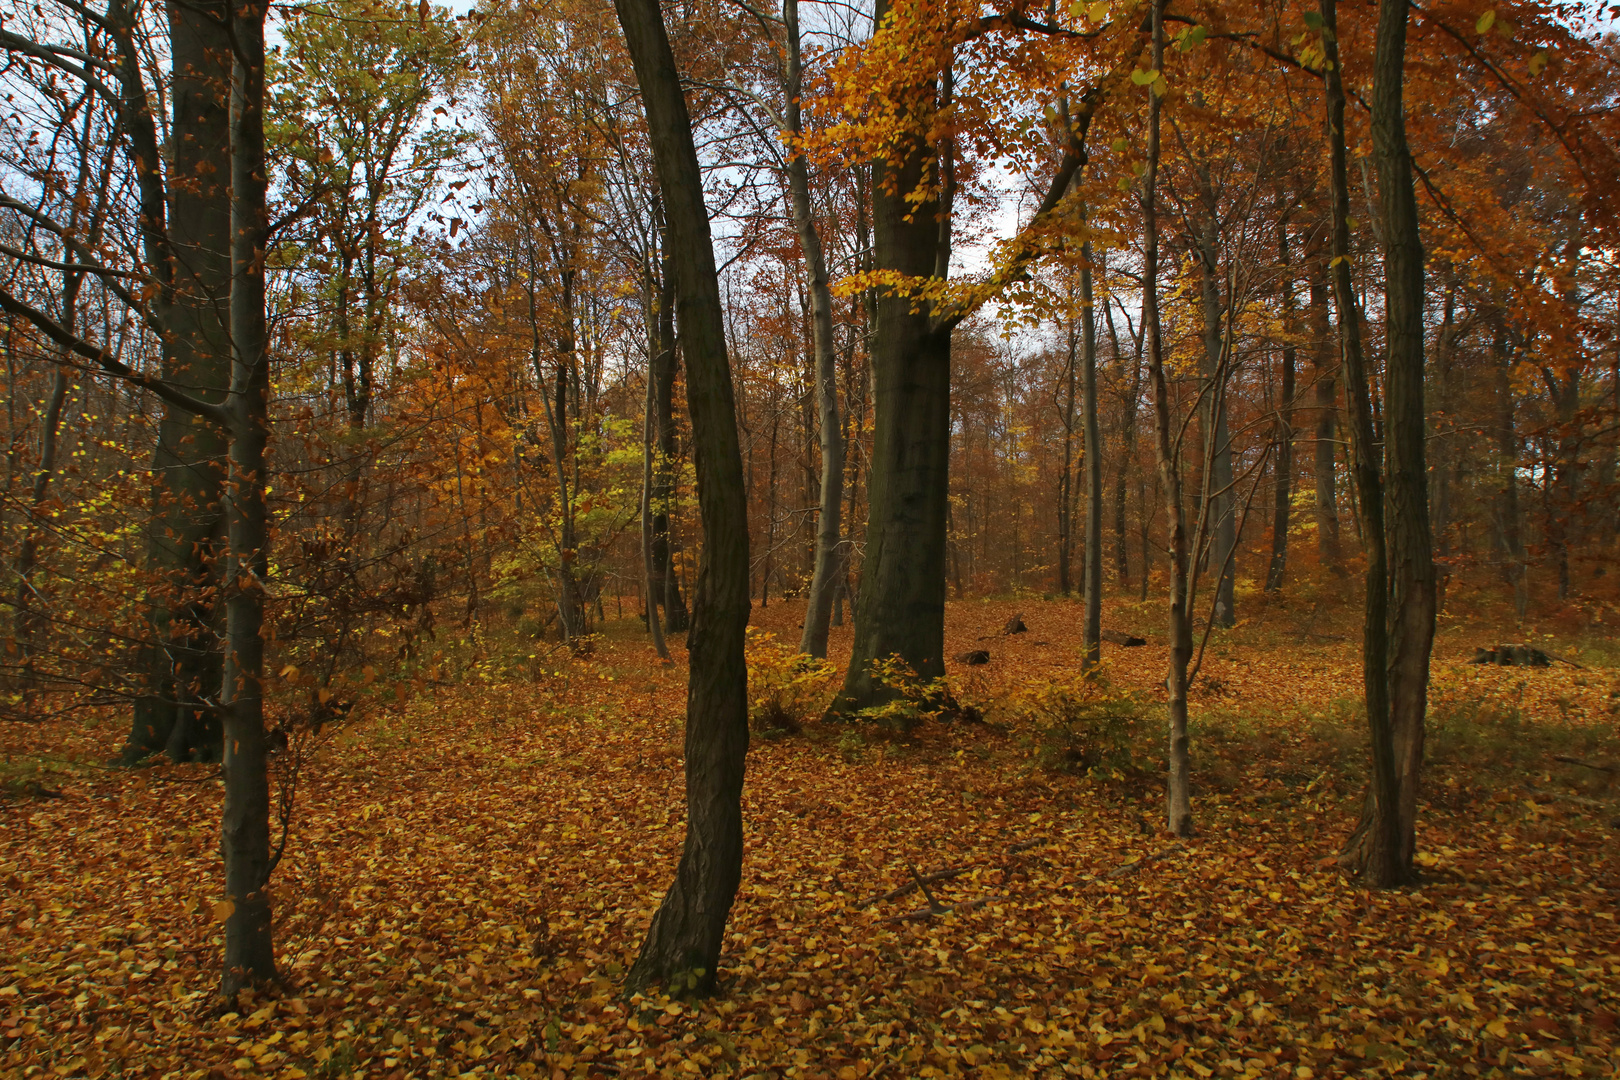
top-left (1, 0), bottom-right (1618, 1075)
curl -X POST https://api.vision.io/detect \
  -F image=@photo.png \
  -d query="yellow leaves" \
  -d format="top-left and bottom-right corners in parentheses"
top-left (1130, 68), bottom-right (1168, 99)
top-left (1528, 50), bottom-right (1550, 76)
top-left (1475, 9), bottom-right (1496, 35)
top-left (210, 898), bottom-right (236, 923)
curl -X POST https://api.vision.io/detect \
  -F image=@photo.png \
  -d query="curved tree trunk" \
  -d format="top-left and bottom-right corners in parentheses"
top-left (1370, 0), bottom-right (1435, 877)
top-left (616, 0), bottom-right (752, 996)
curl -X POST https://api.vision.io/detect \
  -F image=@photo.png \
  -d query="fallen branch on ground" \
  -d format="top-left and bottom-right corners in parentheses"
top-left (1107, 842), bottom-right (1184, 880)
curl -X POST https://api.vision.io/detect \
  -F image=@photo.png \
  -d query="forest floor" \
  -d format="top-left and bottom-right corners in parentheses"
top-left (3, 590), bottom-right (1619, 1079)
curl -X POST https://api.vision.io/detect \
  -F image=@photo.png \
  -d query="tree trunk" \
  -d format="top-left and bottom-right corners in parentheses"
top-left (1266, 215), bottom-right (1296, 592)
top-left (650, 239), bottom-right (690, 633)
top-left (221, 0), bottom-right (277, 999)
top-left (1195, 172), bottom-right (1235, 627)
top-left (641, 299), bottom-right (670, 660)
top-left (829, 0), bottom-right (950, 715)
top-left (124, 0), bottom-right (234, 764)
top-left (1080, 242), bottom-right (1102, 671)
top-left (1058, 306), bottom-right (1078, 597)
top-left (1371, 0), bottom-right (1436, 877)
top-left (1491, 316), bottom-right (1528, 620)
top-left (1141, 0), bottom-right (1192, 838)
top-left (788, 0), bottom-right (844, 660)
top-left (616, 0), bottom-right (752, 997)
top-left (1307, 256), bottom-right (1343, 574)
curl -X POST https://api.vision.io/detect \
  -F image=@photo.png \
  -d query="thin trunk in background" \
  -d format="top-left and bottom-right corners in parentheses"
top-left (1266, 213), bottom-right (1297, 592)
top-left (783, 0), bottom-right (844, 660)
top-left (1080, 240), bottom-right (1102, 671)
top-left (1141, 0), bottom-right (1193, 837)
top-left (1307, 252), bottom-right (1343, 574)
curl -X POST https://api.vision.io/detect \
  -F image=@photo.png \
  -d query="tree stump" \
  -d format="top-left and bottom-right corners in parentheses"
top-left (1002, 613), bottom-right (1027, 635)
top-left (954, 649), bottom-right (991, 665)
top-left (1101, 630), bottom-right (1147, 647)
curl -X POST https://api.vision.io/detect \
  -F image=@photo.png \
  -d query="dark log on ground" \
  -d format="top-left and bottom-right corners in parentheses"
top-left (953, 649), bottom-right (991, 665)
top-left (1101, 629), bottom-right (1147, 647)
top-left (1468, 644), bottom-right (1550, 667)
top-left (1002, 613), bottom-right (1027, 634)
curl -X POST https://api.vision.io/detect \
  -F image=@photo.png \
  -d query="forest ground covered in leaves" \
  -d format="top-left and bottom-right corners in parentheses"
top-left (3, 592), bottom-right (1618, 1080)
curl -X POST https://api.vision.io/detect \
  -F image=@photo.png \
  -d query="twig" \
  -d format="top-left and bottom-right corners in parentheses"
top-left (1106, 842), bottom-right (1184, 880)
top-left (879, 897), bottom-right (994, 924)
top-left (1553, 755), bottom-right (1615, 774)
top-left (859, 838), bottom-right (1045, 907)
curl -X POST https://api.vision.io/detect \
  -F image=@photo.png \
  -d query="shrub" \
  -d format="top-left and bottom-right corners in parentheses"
top-left (851, 656), bottom-right (980, 732)
top-left (1008, 674), bottom-right (1152, 778)
top-left (745, 630), bottom-right (835, 736)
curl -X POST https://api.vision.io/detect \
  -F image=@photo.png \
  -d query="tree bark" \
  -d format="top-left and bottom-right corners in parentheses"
top-left (124, 0), bottom-right (235, 764)
top-left (1080, 242), bottom-right (1102, 671)
top-left (1306, 254), bottom-right (1343, 574)
top-left (1195, 171), bottom-right (1235, 627)
top-left (1141, 0), bottom-right (1192, 838)
top-left (1370, 0), bottom-right (1435, 876)
top-left (828, 0), bottom-right (951, 715)
top-left (650, 237), bottom-right (689, 633)
top-left (221, 0), bottom-right (277, 999)
top-left (784, 0), bottom-right (844, 660)
top-left (1266, 214), bottom-right (1296, 592)
top-left (1491, 315), bottom-right (1528, 620)
top-left (616, 0), bottom-right (751, 997)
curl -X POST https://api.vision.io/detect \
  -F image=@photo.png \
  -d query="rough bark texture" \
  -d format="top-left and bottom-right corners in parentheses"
top-left (1370, 0), bottom-right (1436, 877)
top-left (125, 0), bottom-right (234, 764)
top-left (616, 0), bottom-right (752, 997)
top-left (787, 0), bottom-right (844, 661)
top-left (828, 0), bottom-right (950, 716)
top-left (221, 0), bottom-right (277, 999)
top-left (650, 241), bottom-right (689, 633)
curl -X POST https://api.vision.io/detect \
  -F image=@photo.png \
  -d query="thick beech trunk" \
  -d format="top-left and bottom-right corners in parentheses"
top-left (617, 0), bottom-right (751, 996)
top-left (125, 0), bottom-right (234, 764)
top-left (829, 4), bottom-right (950, 715)
top-left (221, 0), bottom-right (277, 998)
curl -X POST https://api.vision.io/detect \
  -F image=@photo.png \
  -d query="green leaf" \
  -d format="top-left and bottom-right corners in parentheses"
top-left (1151, 72), bottom-right (1169, 97)
top-left (1088, 1), bottom-right (1109, 21)
top-left (1111, 137), bottom-right (1129, 153)
top-left (1130, 68), bottom-right (1156, 86)
top-left (1476, 9), bottom-right (1495, 34)
top-left (1117, 176), bottom-right (1134, 192)
top-left (1302, 10), bottom-right (1323, 31)
top-left (1528, 49), bottom-right (1549, 75)
top-left (1346, 216), bottom-right (1359, 229)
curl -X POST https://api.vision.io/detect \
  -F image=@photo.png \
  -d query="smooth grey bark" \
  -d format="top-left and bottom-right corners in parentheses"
top-left (1141, 0), bottom-right (1192, 837)
top-left (220, 0), bottom-right (277, 998)
top-left (783, 0), bottom-right (844, 660)
top-left (616, 0), bottom-right (752, 996)
top-left (827, 0), bottom-right (951, 714)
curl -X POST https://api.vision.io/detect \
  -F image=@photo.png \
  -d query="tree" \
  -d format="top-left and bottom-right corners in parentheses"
top-left (614, 0), bottom-right (752, 996)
